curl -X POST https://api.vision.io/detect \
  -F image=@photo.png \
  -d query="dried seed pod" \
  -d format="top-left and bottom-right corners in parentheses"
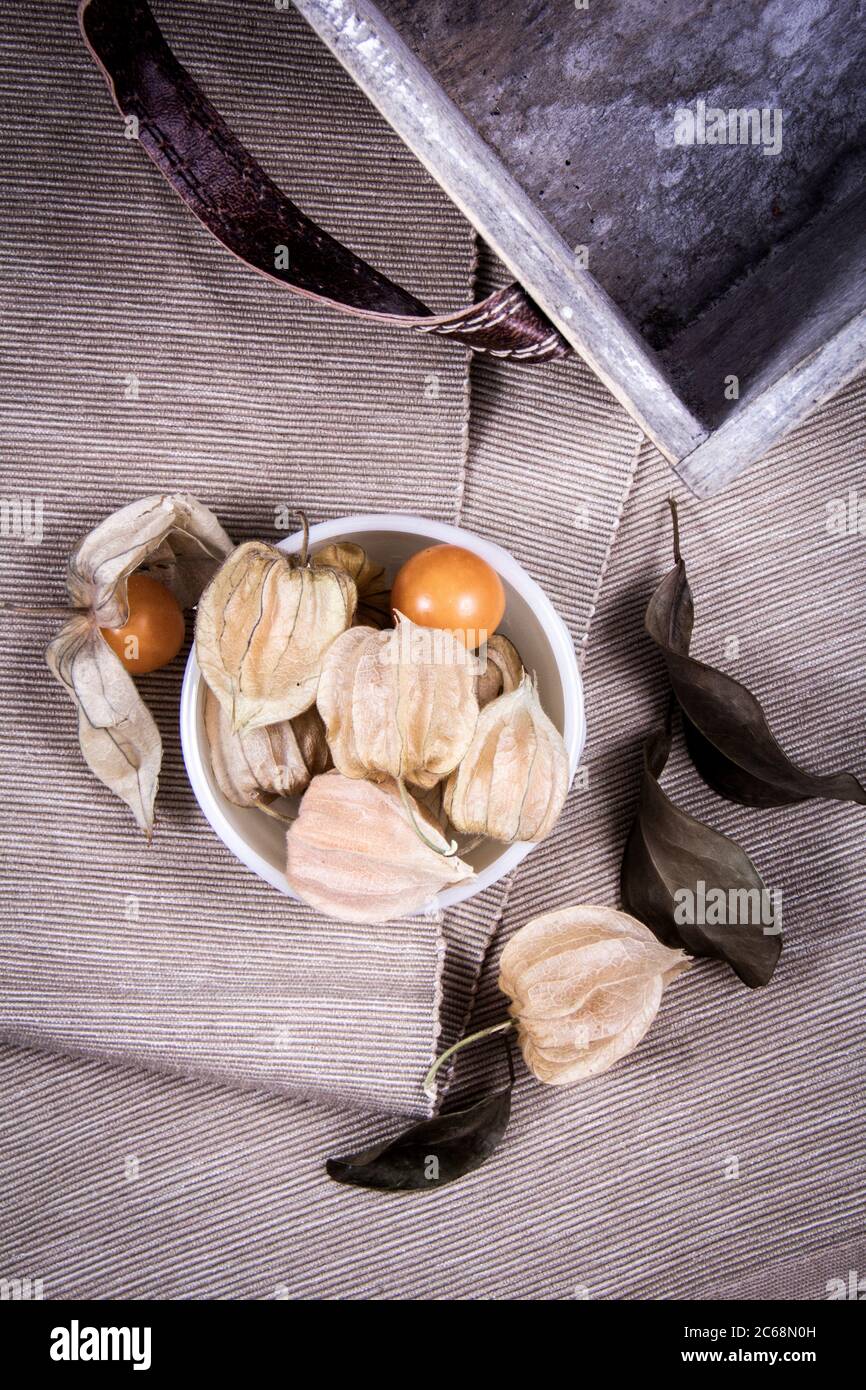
top-left (312, 541), bottom-right (391, 629)
top-left (475, 633), bottom-right (524, 707)
top-left (443, 673), bottom-right (569, 842)
top-left (648, 498), bottom-right (866, 809)
top-left (285, 771), bottom-right (474, 922)
top-left (317, 615), bottom-right (479, 789)
top-left (499, 905), bottom-right (690, 1084)
top-left (195, 536), bottom-right (356, 734)
top-left (46, 493), bottom-right (233, 836)
top-left (621, 724), bottom-right (782, 989)
top-left (63, 493), bottom-right (233, 626)
top-left (204, 686), bottom-right (330, 809)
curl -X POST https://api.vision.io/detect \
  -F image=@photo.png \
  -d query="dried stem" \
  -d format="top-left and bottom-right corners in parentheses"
top-left (668, 495), bottom-right (682, 564)
top-left (297, 511), bottom-right (310, 567)
top-left (0, 603), bottom-right (80, 618)
top-left (255, 798), bottom-right (296, 825)
top-left (397, 776), bottom-right (458, 857)
top-left (423, 1019), bottom-right (516, 1097)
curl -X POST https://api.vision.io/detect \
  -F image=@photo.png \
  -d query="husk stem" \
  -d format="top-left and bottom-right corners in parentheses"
top-left (397, 776), bottom-right (458, 857)
top-left (296, 511), bottom-right (310, 567)
top-left (668, 495), bottom-right (682, 564)
top-left (0, 603), bottom-right (81, 617)
top-left (423, 1018), bottom-right (516, 1097)
top-left (254, 798), bottom-right (296, 824)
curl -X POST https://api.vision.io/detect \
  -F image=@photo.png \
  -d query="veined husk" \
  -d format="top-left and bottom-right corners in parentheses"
top-left (476, 633), bottom-right (523, 707)
top-left (312, 541), bottom-right (390, 628)
top-left (286, 770), bottom-right (474, 922)
top-left (499, 905), bottom-right (691, 1084)
top-left (317, 615), bottom-right (479, 789)
top-left (204, 687), bottom-right (330, 809)
top-left (443, 673), bottom-right (569, 842)
top-left (195, 540), bottom-right (356, 733)
top-left (46, 494), bottom-right (233, 836)
top-left (63, 493), bottom-right (233, 626)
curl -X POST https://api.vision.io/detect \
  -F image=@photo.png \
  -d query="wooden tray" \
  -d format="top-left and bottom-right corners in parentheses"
top-left (293, 0), bottom-right (866, 496)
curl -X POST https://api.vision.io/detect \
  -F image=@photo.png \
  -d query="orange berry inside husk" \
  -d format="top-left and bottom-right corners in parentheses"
top-left (100, 572), bottom-right (186, 675)
top-left (390, 544), bottom-right (505, 649)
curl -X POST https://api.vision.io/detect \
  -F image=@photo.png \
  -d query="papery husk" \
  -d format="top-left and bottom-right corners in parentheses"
top-left (476, 634), bottom-right (524, 707)
top-left (204, 687), bottom-right (330, 809)
top-left (499, 905), bottom-right (691, 1084)
top-left (47, 616), bottom-right (162, 836)
top-left (444, 673), bottom-right (569, 842)
top-left (195, 540), bottom-right (356, 733)
top-left (317, 615), bottom-right (479, 790)
top-left (312, 541), bottom-right (391, 628)
top-left (65, 493), bottom-right (233, 626)
top-left (46, 494), bottom-right (234, 837)
top-left (285, 770), bottom-right (474, 922)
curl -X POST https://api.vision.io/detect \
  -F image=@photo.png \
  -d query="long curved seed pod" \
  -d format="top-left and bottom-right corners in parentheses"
top-left (621, 724), bottom-right (783, 988)
top-left (647, 500), bottom-right (866, 808)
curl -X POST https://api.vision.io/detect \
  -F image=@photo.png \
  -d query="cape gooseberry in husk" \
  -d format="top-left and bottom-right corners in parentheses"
top-left (498, 905), bottom-right (690, 1084)
top-left (317, 615), bottom-right (479, 790)
top-left (475, 633), bottom-right (524, 707)
top-left (311, 541), bottom-right (391, 629)
top-left (285, 771), bottom-right (473, 923)
top-left (444, 673), bottom-right (569, 842)
top-left (195, 531), bottom-right (356, 734)
top-left (204, 686), bottom-right (330, 812)
top-left (99, 571), bottom-right (186, 675)
top-left (46, 492), bottom-right (233, 837)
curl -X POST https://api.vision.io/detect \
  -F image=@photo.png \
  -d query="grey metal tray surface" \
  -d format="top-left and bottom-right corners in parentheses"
top-left (293, 0), bottom-right (866, 495)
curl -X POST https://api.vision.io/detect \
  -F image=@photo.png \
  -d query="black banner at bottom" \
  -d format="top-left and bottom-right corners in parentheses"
top-left (4, 1296), bottom-right (860, 1375)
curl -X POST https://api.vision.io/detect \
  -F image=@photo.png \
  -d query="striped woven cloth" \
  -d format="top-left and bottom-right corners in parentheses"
top-left (1, 0), bottom-right (864, 1299)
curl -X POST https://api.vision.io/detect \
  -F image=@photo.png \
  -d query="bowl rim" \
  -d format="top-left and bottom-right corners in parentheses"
top-left (180, 513), bottom-right (586, 912)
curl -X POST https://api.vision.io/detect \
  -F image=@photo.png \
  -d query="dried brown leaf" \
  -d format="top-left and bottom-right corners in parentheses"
top-left (647, 500), bottom-right (866, 808)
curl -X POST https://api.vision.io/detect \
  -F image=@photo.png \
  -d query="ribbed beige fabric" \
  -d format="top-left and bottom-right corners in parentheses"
top-left (450, 374), bottom-right (866, 1298)
top-left (0, 3), bottom-right (640, 1119)
top-left (2, 0), bottom-right (865, 1301)
top-left (0, 0), bottom-right (472, 1117)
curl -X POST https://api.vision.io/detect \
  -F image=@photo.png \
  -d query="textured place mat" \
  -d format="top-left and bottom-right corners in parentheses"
top-left (0, 1), bottom-right (641, 1117)
top-left (0, 0), bottom-right (475, 1117)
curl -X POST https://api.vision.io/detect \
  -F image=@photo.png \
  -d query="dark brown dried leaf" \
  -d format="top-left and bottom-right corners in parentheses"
top-left (326, 1085), bottom-right (511, 1192)
top-left (646, 502), bottom-right (866, 809)
top-left (621, 726), bottom-right (782, 988)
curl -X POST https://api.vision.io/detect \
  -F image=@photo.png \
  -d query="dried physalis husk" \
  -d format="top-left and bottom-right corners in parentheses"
top-left (444, 673), bottom-right (569, 842)
top-left (286, 771), bottom-right (474, 922)
top-left (195, 536), bottom-right (356, 734)
top-left (312, 541), bottom-right (391, 629)
top-left (475, 633), bottom-right (524, 707)
top-left (499, 905), bottom-right (691, 1084)
top-left (204, 687), bottom-right (330, 810)
top-left (46, 494), bottom-right (233, 837)
top-left (317, 615), bottom-right (479, 790)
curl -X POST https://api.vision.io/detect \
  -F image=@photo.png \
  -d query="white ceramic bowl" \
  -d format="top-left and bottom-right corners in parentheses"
top-left (180, 515), bottom-right (586, 912)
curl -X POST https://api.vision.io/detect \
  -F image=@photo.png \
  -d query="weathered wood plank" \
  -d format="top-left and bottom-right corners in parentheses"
top-left (675, 310), bottom-right (866, 498)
